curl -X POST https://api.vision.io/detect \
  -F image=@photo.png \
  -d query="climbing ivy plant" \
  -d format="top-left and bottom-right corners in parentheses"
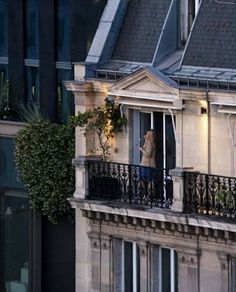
top-left (71, 98), bottom-right (126, 160)
top-left (15, 119), bottom-right (75, 223)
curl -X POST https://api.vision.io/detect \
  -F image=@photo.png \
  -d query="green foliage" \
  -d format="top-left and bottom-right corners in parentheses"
top-left (15, 119), bottom-right (75, 223)
top-left (71, 99), bottom-right (126, 159)
top-left (18, 102), bottom-right (42, 123)
top-left (0, 74), bottom-right (10, 120)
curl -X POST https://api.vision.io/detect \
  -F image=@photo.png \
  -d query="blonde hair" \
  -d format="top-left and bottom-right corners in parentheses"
top-left (144, 129), bottom-right (156, 145)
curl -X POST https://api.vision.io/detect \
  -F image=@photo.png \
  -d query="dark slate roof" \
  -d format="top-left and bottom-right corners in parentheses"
top-left (112, 0), bottom-right (172, 63)
top-left (146, 67), bottom-right (179, 88)
top-left (182, 0), bottom-right (236, 69)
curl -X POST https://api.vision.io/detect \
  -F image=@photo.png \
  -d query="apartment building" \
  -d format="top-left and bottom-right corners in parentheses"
top-left (67, 0), bottom-right (236, 291)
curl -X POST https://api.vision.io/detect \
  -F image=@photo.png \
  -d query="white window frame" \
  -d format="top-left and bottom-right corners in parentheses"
top-left (121, 241), bottom-right (139, 292)
top-left (159, 247), bottom-right (177, 292)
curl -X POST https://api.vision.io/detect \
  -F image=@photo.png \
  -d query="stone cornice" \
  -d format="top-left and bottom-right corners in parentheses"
top-left (69, 198), bottom-right (236, 242)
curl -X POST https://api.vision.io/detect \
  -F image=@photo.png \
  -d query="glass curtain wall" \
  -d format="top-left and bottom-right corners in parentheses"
top-left (0, 0), bottom-right (8, 57)
top-left (56, 0), bottom-right (70, 62)
top-left (25, 66), bottom-right (39, 106)
top-left (0, 138), bottom-right (29, 292)
top-left (25, 0), bottom-right (39, 59)
top-left (57, 69), bottom-right (74, 122)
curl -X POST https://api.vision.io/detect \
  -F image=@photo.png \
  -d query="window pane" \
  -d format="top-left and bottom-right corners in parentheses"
top-left (0, 189), bottom-right (29, 292)
top-left (162, 248), bottom-right (171, 292)
top-left (56, 0), bottom-right (70, 61)
top-left (165, 115), bottom-right (176, 170)
top-left (25, 0), bottom-right (39, 59)
top-left (85, 0), bottom-right (107, 53)
top-left (175, 251), bottom-right (178, 292)
top-left (57, 69), bottom-right (74, 122)
top-left (0, 0), bottom-right (8, 57)
top-left (25, 66), bottom-right (39, 106)
top-left (73, 0), bottom-right (107, 61)
top-left (124, 242), bottom-right (133, 292)
top-left (0, 138), bottom-right (23, 189)
top-left (136, 246), bottom-right (140, 292)
top-left (0, 65), bottom-right (9, 120)
top-left (0, 64), bottom-right (8, 80)
top-left (140, 113), bottom-right (151, 146)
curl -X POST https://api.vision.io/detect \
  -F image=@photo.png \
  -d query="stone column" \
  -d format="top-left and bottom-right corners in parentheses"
top-left (88, 232), bottom-right (101, 292)
top-left (73, 206), bottom-right (91, 292)
top-left (73, 156), bottom-right (101, 199)
top-left (177, 249), bottom-right (201, 292)
top-left (137, 241), bottom-right (149, 292)
top-left (88, 232), bottom-right (111, 292)
top-left (169, 168), bottom-right (185, 212)
top-left (217, 252), bottom-right (230, 292)
top-left (170, 167), bottom-right (197, 213)
top-left (100, 235), bottom-right (112, 292)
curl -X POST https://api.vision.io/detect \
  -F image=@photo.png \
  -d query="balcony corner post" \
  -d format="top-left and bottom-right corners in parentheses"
top-left (73, 156), bottom-right (89, 199)
top-left (73, 155), bottom-right (102, 199)
top-left (169, 167), bottom-right (185, 212)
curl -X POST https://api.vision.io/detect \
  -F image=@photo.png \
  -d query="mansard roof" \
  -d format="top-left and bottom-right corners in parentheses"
top-left (112, 0), bottom-right (172, 63)
top-left (182, 0), bottom-right (236, 70)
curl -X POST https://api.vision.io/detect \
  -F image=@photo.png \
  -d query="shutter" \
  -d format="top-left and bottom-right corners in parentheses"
top-left (113, 238), bottom-right (123, 292)
top-left (151, 245), bottom-right (160, 292)
top-left (232, 258), bottom-right (236, 292)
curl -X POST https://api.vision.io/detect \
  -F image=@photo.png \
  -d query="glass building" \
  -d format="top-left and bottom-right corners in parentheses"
top-left (0, 1), bottom-right (107, 292)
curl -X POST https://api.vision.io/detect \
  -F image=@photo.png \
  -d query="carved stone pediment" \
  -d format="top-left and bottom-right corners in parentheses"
top-left (108, 67), bottom-right (182, 110)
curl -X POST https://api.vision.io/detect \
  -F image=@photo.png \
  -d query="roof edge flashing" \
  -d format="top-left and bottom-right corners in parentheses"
top-left (86, 0), bottom-right (129, 65)
top-left (153, 0), bottom-right (179, 66)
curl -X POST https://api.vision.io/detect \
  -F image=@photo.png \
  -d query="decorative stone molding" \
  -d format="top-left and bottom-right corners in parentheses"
top-left (217, 251), bottom-right (229, 270)
top-left (88, 231), bottom-right (100, 250)
top-left (81, 208), bottom-right (236, 244)
top-left (137, 241), bottom-right (148, 257)
top-left (177, 250), bottom-right (200, 267)
top-left (100, 235), bottom-right (111, 250)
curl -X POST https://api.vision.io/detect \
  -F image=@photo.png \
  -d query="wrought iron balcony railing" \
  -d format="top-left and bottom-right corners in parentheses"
top-left (184, 172), bottom-right (236, 219)
top-left (87, 160), bottom-right (173, 209)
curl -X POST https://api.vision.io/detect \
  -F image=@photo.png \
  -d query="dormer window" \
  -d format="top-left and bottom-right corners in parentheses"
top-left (181, 0), bottom-right (201, 46)
top-left (188, 0), bottom-right (200, 34)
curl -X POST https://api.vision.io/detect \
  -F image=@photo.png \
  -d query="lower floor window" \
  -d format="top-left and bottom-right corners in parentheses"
top-left (151, 245), bottom-right (178, 292)
top-left (160, 247), bottom-right (178, 292)
top-left (113, 239), bottom-right (140, 292)
top-left (113, 239), bottom-right (178, 292)
top-left (232, 257), bottom-right (236, 292)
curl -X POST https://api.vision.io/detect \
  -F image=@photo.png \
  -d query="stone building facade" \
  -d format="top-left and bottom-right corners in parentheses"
top-left (66, 0), bottom-right (236, 291)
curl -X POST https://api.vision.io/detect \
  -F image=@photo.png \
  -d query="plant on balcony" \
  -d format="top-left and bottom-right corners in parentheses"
top-left (0, 75), bottom-right (10, 120)
top-left (215, 189), bottom-right (235, 210)
top-left (15, 119), bottom-right (75, 223)
top-left (71, 98), bottom-right (126, 160)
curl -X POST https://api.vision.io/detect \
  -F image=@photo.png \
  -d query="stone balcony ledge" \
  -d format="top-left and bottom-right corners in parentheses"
top-left (69, 197), bottom-right (236, 236)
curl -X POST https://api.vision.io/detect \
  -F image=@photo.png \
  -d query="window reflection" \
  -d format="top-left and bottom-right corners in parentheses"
top-left (25, 66), bottom-right (39, 106)
top-left (0, 189), bottom-right (29, 292)
top-left (25, 0), bottom-right (39, 59)
top-left (0, 0), bottom-right (8, 57)
top-left (56, 0), bottom-right (70, 61)
top-left (57, 69), bottom-right (74, 122)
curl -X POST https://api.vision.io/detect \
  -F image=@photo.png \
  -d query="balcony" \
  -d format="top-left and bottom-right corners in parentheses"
top-left (184, 172), bottom-right (236, 219)
top-left (86, 160), bottom-right (173, 209)
top-left (74, 157), bottom-right (236, 222)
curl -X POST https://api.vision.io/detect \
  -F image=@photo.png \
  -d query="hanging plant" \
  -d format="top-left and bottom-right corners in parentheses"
top-left (71, 98), bottom-right (126, 160)
top-left (15, 119), bottom-right (75, 223)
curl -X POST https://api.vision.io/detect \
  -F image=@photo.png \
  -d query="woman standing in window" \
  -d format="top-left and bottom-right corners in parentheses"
top-left (139, 129), bottom-right (157, 169)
